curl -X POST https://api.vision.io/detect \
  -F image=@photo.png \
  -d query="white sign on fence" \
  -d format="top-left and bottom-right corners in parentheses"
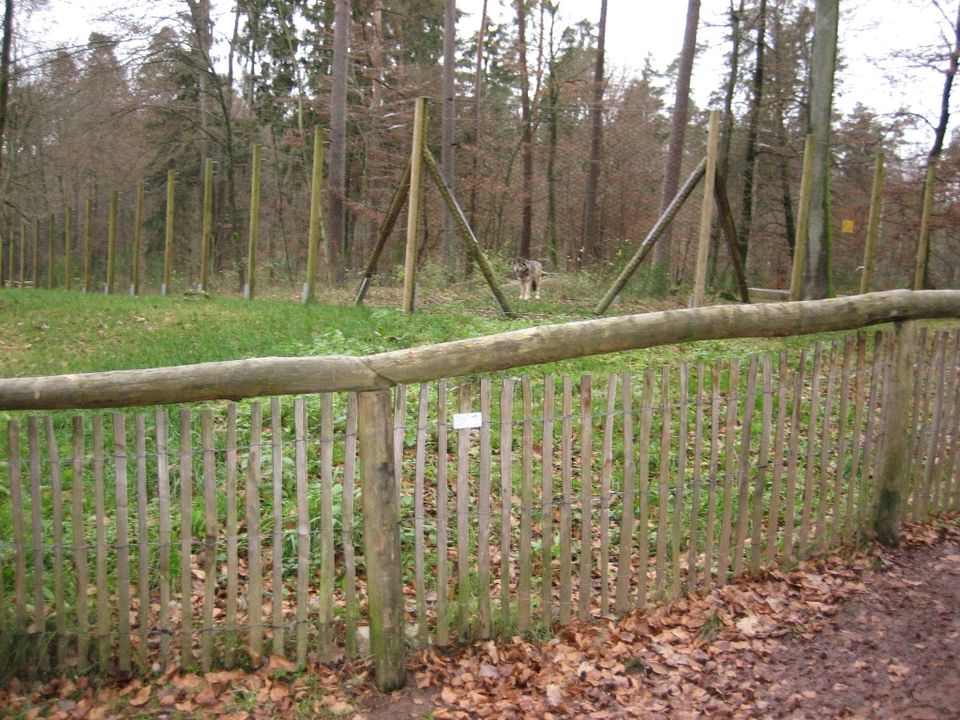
top-left (452, 412), bottom-right (483, 429)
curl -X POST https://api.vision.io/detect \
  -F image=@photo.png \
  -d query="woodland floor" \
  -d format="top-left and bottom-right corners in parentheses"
top-left (3, 519), bottom-right (958, 720)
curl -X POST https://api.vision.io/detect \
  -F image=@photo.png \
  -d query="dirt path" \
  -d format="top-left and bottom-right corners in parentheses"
top-left (367, 521), bottom-right (960, 719)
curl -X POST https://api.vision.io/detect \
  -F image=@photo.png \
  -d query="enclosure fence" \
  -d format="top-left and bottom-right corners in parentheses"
top-left (1, 290), bottom-right (959, 690)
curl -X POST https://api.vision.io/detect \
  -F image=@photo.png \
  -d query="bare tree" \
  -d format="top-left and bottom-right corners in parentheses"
top-left (516, 0), bottom-right (533, 260)
top-left (579, 0), bottom-right (608, 267)
top-left (737, 0), bottom-right (767, 273)
top-left (327, 0), bottom-right (350, 283)
top-left (441, 0), bottom-right (456, 278)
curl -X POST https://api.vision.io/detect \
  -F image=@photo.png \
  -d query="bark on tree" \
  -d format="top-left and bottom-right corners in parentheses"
top-left (327, 0), bottom-right (350, 283)
top-left (467, 0), bottom-right (489, 276)
top-left (0, 0), bottom-right (13, 189)
top-left (801, 0), bottom-right (838, 300)
top-left (737, 0), bottom-right (767, 277)
top-left (651, 0), bottom-right (701, 279)
top-left (441, 0), bottom-right (456, 278)
top-left (516, 0), bottom-right (533, 260)
top-left (580, 0), bottom-right (608, 267)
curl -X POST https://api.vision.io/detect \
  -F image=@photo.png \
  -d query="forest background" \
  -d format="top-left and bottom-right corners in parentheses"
top-left (2, 0), bottom-right (960, 300)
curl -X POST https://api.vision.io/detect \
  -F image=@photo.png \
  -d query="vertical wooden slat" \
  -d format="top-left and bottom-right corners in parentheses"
top-left (413, 385), bottom-right (429, 647)
top-left (799, 344), bottom-right (824, 555)
top-left (71, 417), bottom-right (90, 665)
top-left (831, 337), bottom-right (855, 543)
top-left (717, 359), bottom-right (740, 586)
top-left (225, 405), bottom-right (239, 666)
top-left (599, 374), bottom-right (616, 616)
top-left (94, 415), bottom-right (111, 670)
top-left (859, 333), bottom-right (893, 527)
top-left (578, 374), bottom-right (593, 619)
top-left (478, 379), bottom-right (493, 638)
top-left (498, 379), bottom-right (514, 633)
top-left (436, 381), bottom-right (450, 646)
top-left (931, 331), bottom-right (960, 514)
top-left (134, 414), bottom-right (150, 669)
top-left (518, 376), bottom-right (533, 632)
top-left (200, 409), bottom-right (218, 671)
top-left (559, 376), bottom-right (573, 626)
top-left (919, 333), bottom-right (948, 519)
top-left (319, 393), bottom-right (336, 661)
top-left (637, 370), bottom-right (655, 606)
top-left (178, 409), bottom-right (194, 669)
top-left (393, 384), bottom-right (407, 503)
top-left (671, 364), bottom-right (688, 598)
top-left (907, 328), bottom-right (931, 520)
top-left (293, 398), bottom-right (310, 668)
top-left (656, 368), bottom-right (670, 595)
top-left (45, 417), bottom-right (66, 667)
top-left (615, 372), bottom-right (634, 613)
top-left (541, 376), bottom-right (556, 625)
top-left (783, 350), bottom-right (807, 561)
top-left (270, 398), bottom-right (284, 657)
top-left (155, 410), bottom-right (171, 668)
top-left (765, 353), bottom-right (790, 566)
top-left (687, 364), bottom-right (705, 595)
top-left (113, 414), bottom-right (132, 673)
top-left (28, 417), bottom-right (47, 671)
top-left (245, 402), bottom-right (264, 661)
top-left (704, 362), bottom-right (721, 589)
top-left (941, 344), bottom-right (960, 513)
top-left (750, 356), bottom-right (772, 574)
top-left (816, 343), bottom-right (839, 552)
top-left (456, 382), bottom-right (472, 641)
top-left (342, 395), bottom-right (359, 657)
top-left (732, 356), bottom-right (758, 579)
top-left (844, 334), bottom-right (868, 537)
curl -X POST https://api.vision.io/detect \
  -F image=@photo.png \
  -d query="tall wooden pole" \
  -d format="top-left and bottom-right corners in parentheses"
top-left (860, 152), bottom-right (884, 294)
top-left (106, 190), bottom-right (118, 294)
top-left (304, 127), bottom-right (325, 303)
top-left (874, 320), bottom-right (917, 545)
top-left (692, 110), bottom-right (720, 307)
top-left (83, 199), bottom-right (92, 293)
top-left (18, 222), bottom-right (24, 288)
top-left (914, 160), bottom-right (936, 290)
top-left (246, 144), bottom-right (262, 300)
top-left (402, 97), bottom-right (427, 314)
top-left (163, 170), bottom-right (174, 296)
top-left (31, 218), bottom-right (39, 288)
top-left (199, 158), bottom-right (213, 292)
top-left (789, 134), bottom-right (815, 301)
top-left (357, 389), bottom-right (407, 691)
top-left (131, 181), bottom-right (144, 295)
top-left (64, 207), bottom-right (72, 291)
top-left (46, 214), bottom-right (54, 289)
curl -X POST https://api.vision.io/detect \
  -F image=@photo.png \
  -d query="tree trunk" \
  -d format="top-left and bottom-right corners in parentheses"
top-left (736, 0), bottom-right (767, 277)
top-left (467, 0), bottom-right (489, 276)
top-left (441, 0), bottom-right (456, 278)
top-left (801, 0), bottom-right (838, 300)
top-left (651, 0), bottom-right (701, 280)
top-left (516, 0), bottom-right (533, 260)
top-left (580, 0), bottom-right (608, 267)
top-left (327, 0), bottom-right (350, 283)
top-left (0, 0), bottom-right (14, 189)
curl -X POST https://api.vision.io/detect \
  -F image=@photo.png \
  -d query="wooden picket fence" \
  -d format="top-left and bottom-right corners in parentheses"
top-left (1, 290), bottom-right (960, 689)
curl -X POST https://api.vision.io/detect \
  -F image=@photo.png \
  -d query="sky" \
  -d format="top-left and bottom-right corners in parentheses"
top-left (22, 0), bottom-right (956, 150)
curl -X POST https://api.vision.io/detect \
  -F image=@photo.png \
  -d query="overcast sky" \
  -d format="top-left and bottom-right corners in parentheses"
top-left (24, 0), bottom-right (955, 149)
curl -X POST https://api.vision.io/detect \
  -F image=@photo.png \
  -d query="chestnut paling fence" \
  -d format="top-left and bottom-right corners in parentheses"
top-left (0, 291), bottom-right (959, 690)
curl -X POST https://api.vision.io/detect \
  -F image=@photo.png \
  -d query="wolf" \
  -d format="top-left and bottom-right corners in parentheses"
top-left (513, 258), bottom-right (543, 300)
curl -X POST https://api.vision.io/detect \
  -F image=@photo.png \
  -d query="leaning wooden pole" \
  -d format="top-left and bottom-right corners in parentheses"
top-left (712, 175), bottom-right (750, 303)
top-left (357, 389), bottom-right (407, 691)
top-left (422, 148), bottom-right (515, 317)
top-left (692, 110), bottom-right (720, 307)
top-left (303, 127), bottom-right (325, 303)
top-left (131, 181), bottom-right (144, 295)
top-left (106, 190), bottom-right (118, 295)
top-left (874, 320), bottom-right (918, 545)
top-left (860, 152), bottom-right (885, 294)
top-left (354, 163), bottom-right (411, 306)
top-left (789, 134), bottom-right (815, 301)
top-left (403, 97), bottom-right (427, 314)
top-left (595, 157), bottom-right (707, 316)
top-left (64, 207), bottom-right (72, 291)
top-left (199, 158), bottom-right (213, 292)
top-left (913, 159), bottom-right (937, 290)
top-left (246, 144), bottom-right (262, 300)
top-left (162, 170), bottom-right (175, 296)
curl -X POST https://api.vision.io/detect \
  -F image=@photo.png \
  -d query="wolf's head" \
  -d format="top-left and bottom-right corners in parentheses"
top-left (513, 258), bottom-right (531, 278)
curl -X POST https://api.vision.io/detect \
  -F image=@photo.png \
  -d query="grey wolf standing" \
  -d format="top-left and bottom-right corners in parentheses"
top-left (513, 258), bottom-right (543, 300)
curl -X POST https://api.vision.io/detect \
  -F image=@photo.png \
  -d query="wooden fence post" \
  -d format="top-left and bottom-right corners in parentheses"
top-left (106, 190), bottom-right (118, 294)
top-left (162, 170), bottom-right (174, 296)
top-left (789, 134), bottom-right (815, 301)
top-left (874, 320), bottom-right (918, 545)
top-left (64, 207), bottom-right (72, 291)
top-left (199, 158), bottom-right (213, 292)
top-left (131, 181), bottom-right (144, 295)
top-left (860, 152), bottom-right (884, 294)
top-left (83, 200), bottom-right (92, 293)
top-left (303, 127), bottom-right (324, 303)
top-left (692, 110), bottom-right (720, 307)
top-left (246, 144), bottom-right (262, 300)
top-left (914, 160), bottom-right (937, 290)
top-left (47, 214), bottom-right (54, 289)
top-left (357, 389), bottom-right (406, 692)
top-left (403, 97), bottom-right (427, 314)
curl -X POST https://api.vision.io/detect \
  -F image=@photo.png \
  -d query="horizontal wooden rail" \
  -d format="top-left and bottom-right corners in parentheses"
top-left (2, 290), bottom-right (960, 411)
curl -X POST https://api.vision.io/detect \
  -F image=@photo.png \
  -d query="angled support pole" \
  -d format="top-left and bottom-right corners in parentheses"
top-left (713, 174), bottom-right (750, 304)
top-left (354, 163), bottom-right (412, 306)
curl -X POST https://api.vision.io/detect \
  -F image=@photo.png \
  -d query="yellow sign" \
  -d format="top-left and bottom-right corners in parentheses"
top-left (841, 219), bottom-right (855, 234)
